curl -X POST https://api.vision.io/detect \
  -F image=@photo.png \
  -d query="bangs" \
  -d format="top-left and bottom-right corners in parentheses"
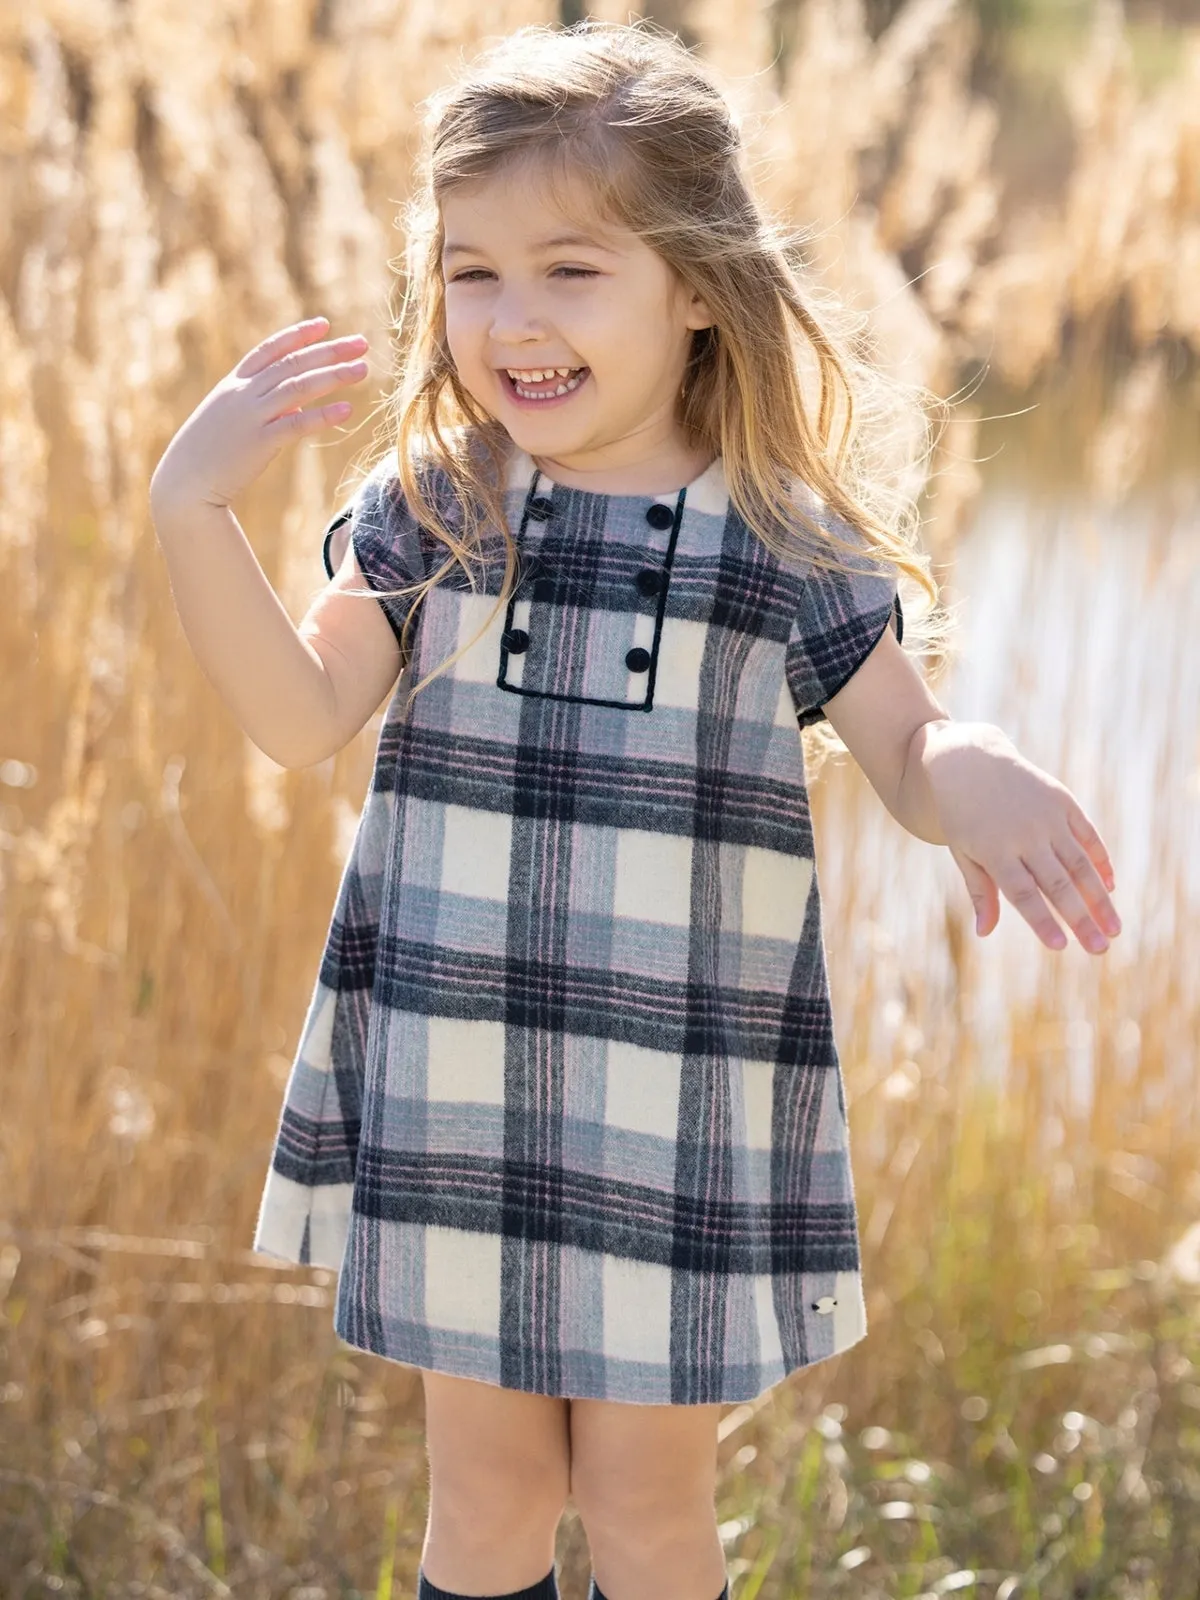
top-left (433, 129), bottom-right (641, 243)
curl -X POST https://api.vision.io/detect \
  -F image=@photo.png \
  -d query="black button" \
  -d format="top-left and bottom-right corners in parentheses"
top-left (635, 568), bottom-right (663, 597)
top-left (503, 628), bottom-right (529, 654)
top-left (527, 496), bottom-right (554, 522)
top-left (625, 647), bottom-right (651, 673)
top-left (532, 578), bottom-right (556, 601)
top-left (645, 503), bottom-right (674, 530)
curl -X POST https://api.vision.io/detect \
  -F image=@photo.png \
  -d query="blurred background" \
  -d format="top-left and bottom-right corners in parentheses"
top-left (2, 0), bottom-right (1199, 1594)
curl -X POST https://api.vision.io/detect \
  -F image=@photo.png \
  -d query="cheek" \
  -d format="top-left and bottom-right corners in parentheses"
top-left (443, 300), bottom-right (482, 369)
top-left (581, 285), bottom-right (627, 335)
top-left (581, 289), bottom-right (668, 365)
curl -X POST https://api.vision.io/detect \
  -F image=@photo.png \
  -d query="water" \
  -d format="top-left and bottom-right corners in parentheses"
top-left (819, 465), bottom-right (1200, 1103)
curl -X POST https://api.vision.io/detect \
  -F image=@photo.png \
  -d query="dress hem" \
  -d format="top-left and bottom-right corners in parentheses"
top-left (324, 1320), bottom-right (870, 1405)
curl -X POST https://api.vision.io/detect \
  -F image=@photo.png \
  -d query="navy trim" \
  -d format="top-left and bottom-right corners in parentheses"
top-left (798, 595), bottom-right (904, 728)
top-left (358, 556), bottom-right (409, 652)
top-left (322, 508), bottom-right (352, 580)
top-left (496, 471), bottom-right (542, 691)
top-left (641, 488), bottom-right (686, 710)
top-left (324, 502), bottom-right (408, 653)
top-left (496, 475), bottom-right (686, 713)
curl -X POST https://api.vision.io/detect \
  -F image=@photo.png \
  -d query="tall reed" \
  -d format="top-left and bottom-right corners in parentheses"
top-left (2, 0), bottom-right (1198, 1592)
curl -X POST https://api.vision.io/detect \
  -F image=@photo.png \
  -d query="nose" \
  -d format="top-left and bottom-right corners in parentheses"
top-left (487, 283), bottom-right (545, 344)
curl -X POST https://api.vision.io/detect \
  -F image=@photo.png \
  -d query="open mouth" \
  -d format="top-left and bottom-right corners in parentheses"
top-left (501, 366), bottom-right (590, 403)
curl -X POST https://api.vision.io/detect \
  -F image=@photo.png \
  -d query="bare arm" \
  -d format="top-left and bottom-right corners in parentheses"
top-left (147, 316), bottom-right (402, 768)
top-left (819, 623), bottom-right (953, 841)
top-left (149, 490), bottom-right (402, 768)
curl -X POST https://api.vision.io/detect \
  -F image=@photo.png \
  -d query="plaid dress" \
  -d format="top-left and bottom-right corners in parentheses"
top-left (254, 445), bottom-right (903, 1405)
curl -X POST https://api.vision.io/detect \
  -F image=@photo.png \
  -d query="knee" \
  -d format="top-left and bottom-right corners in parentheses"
top-left (570, 1461), bottom-right (715, 1546)
top-left (429, 1455), bottom-right (570, 1544)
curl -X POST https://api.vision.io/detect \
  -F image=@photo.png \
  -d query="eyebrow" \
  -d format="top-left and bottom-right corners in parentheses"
top-left (442, 231), bottom-right (622, 260)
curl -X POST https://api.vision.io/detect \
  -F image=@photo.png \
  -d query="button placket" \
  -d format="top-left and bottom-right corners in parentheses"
top-left (500, 597), bottom-right (533, 687)
top-left (497, 475), bottom-right (552, 691)
top-left (619, 499), bottom-right (678, 701)
top-left (497, 473), bottom-right (685, 709)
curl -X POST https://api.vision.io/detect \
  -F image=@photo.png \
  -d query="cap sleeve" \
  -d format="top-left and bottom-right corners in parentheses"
top-left (320, 460), bottom-right (427, 649)
top-left (785, 501), bottom-right (904, 729)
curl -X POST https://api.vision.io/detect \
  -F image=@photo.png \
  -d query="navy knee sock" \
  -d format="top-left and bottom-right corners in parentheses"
top-left (587, 1579), bottom-right (729, 1600)
top-left (417, 1565), bottom-right (558, 1600)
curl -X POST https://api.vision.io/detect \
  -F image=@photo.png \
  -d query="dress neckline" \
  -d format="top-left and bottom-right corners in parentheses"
top-left (504, 446), bottom-right (725, 508)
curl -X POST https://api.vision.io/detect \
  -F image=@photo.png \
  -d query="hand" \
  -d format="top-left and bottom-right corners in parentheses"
top-left (923, 722), bottom-right (1121, 954)
top-left (149, 317), bottom-right (370, 512)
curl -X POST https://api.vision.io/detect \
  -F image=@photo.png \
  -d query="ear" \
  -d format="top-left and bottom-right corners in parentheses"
top-left (684, 288), bottom-right (715, 331)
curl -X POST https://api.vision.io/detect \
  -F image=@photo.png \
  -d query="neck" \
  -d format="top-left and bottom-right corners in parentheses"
top-left (532, 430), bottom-right (715, 497)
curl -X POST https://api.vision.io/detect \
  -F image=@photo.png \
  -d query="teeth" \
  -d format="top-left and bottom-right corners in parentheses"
top-left (509, 368), bottom-right (587, 401)
top-left (506, 366), bottom-right (577, 381)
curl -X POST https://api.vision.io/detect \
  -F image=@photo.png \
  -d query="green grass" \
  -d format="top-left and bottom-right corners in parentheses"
top-left (1002, 5), bottom-right (1190, 93)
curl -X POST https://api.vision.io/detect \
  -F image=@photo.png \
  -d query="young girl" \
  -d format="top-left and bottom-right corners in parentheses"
top-left (149, 21), bottom-right (1120, 1600)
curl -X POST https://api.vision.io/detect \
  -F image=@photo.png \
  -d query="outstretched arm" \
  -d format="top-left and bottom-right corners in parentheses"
top-left (821, 625), bottom-right (1121, 956)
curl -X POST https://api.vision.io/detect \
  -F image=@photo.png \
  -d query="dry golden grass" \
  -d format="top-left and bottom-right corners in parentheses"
top-left (2, 0), bottom-right (1199, 1595)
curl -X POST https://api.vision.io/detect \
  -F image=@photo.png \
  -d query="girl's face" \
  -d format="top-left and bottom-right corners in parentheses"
top-left (440, 162), bottom-right (713, 490)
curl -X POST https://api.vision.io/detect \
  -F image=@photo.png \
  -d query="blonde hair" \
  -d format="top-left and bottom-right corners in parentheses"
top-left (356, 19), bottom-right (946, 730)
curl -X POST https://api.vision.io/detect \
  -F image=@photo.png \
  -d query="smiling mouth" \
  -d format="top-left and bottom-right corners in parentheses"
top-left (502, 366), bottom-right (590, 401)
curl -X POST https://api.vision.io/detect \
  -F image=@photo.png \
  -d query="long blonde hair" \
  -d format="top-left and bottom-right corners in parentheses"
top-left (357, 19), bottom-right (946, 723)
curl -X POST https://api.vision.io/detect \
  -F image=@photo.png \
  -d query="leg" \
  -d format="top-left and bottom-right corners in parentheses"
top-left (420, 1369), bottom-right (571, 1597)
top-left (569, 1397), bottom-right (727, 1600)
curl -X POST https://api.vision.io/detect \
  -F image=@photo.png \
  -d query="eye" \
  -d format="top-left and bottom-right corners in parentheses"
top-left (552, 266), bottom-right (599, 279)
top-left (447, 268), bottom-right (494, 283)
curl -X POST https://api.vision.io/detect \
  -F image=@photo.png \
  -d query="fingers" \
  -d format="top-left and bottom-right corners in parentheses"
top-left (255, 339), bottom-right (369, 437)
top-left (260, 354), bottom-right (369, 426)
top-left (236, 319), bottom-right (370, 403)
top-left (263, 395), bottom-right (357, 442)
top-left (1050, 831), bottom-right (1122, 936)
top-left (997, 837), bottom-right (1121, 955)
top-left (239, 318), bottom-right (370, 439)
top-left (950, 845), bottom-right (1000, 937)
top-left (236, 316), bottom-right (334, 380)
top-left (1067, 799), bottom-right (1116, 894)
top-left (255, 338), bottom-right (370, 402)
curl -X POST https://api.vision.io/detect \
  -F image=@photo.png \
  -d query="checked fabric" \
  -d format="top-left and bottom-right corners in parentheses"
top-left (253, 443), bottom-right (904, 1405)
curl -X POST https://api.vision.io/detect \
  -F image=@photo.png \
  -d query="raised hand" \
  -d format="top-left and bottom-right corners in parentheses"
top-left (149, 317), bottom-right (369, 512)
